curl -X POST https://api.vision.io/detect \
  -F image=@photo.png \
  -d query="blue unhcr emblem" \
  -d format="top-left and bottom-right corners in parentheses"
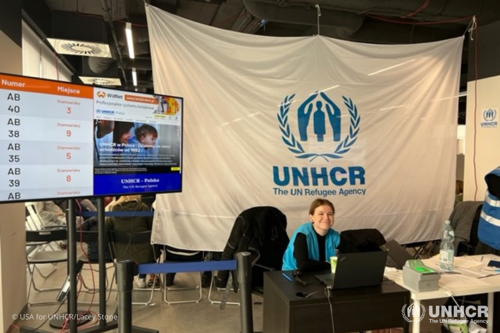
top-left (483, 108), bottom-right (496, 122)
top-left (277, 91), bottom-right (360, 161)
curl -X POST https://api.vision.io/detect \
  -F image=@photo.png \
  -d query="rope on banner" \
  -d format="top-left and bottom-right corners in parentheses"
top-left (464, 16), bottom-right (477, 41)
top-left (458, 14), bottom-right (480, 200)
top-left (471, 15), bottom-right (479, 201)
top-left (315, 4), bottom-right (321, 35)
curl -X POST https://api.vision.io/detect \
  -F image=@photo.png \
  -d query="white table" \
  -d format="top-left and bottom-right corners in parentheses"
top-left (387, 254), bottom-right (500, 333)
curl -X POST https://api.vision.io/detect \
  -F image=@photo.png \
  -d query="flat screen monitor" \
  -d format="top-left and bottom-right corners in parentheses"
top-left (0, 73), bottom-right (183, 202)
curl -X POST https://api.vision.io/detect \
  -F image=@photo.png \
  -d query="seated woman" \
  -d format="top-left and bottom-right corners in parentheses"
top-left (106, 195), bottom-right (156, 288)
top-left (282, 198), bottom-right (341, 272)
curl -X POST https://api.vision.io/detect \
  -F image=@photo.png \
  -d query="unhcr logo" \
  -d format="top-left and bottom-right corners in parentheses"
top-left (277, 91), bottom-right (360, 162)
top-left (481, 108), bottom-right (497, 128)
top-left (272, 91), bottom-right (366, 196)
top-left (402, 303), bottom-right (426, 323)
top-left (402, 303), bottom-right (488, 324)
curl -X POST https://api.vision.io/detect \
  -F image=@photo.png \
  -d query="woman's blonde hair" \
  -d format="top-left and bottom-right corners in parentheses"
top-left (107, 195), bottom-right (141, 209)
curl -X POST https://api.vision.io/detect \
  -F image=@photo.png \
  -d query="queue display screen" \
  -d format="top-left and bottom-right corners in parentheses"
top-left (0, 73), bottom-right (183, 202)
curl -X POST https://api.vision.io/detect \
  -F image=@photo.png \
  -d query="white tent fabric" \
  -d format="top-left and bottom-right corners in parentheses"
top-left (146, 4), bottom-right (463, 251)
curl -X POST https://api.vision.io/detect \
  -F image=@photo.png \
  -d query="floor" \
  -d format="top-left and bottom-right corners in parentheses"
top-left (20, 256), bottom-right (260, 333)
top-left (18, 251), bottom-right (446, 333)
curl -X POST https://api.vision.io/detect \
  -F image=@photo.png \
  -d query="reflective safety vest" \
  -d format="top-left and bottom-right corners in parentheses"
top-left (478, 167), bottom-right (500, 250)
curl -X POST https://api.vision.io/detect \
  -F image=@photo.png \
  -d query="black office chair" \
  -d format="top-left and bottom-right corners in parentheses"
top-left (213, 206), bottom-right (289, 297)
top-left (108, 230), bottom-right (159, 306)
top-left (162, 245), bottom-right (205, 304)
top-left (448, 201), bottom-right (483, 256)
top-left (26, 228), bottom-right (68, 306)
top-left (339, 228), bottom-right (387, 253)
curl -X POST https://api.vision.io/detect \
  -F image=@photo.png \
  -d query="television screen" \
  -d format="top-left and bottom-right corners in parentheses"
top-left (0, 73), bottom-right (183, 202)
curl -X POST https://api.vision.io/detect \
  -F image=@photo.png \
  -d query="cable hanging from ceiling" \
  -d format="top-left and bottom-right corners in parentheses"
top-left (315, 4), bottom-right (321, 35)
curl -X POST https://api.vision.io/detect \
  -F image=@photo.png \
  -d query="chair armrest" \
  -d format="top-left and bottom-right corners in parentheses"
top-left (253, 263), bottom-right (275, 272)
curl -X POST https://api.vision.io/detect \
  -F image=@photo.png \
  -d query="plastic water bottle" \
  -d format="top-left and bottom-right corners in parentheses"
top-left (439, 220), bottom-right (455, 271)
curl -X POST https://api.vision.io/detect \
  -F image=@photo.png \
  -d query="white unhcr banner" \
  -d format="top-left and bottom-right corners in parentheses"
top-left (146, 4), bottom-right (463, 251)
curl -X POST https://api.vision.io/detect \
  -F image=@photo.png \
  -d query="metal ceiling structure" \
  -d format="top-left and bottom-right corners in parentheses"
top-left (21, 0), bottom-right (500, 122)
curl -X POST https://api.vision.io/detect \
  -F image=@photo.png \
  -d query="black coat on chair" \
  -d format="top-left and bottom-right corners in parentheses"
top-left (215, 206), bottom-right (289, 293)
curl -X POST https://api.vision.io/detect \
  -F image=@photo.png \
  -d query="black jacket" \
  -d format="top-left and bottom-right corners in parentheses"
top-left (215, 206), bottom-right (289, 289)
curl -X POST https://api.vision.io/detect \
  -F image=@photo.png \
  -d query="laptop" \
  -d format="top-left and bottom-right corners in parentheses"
top-left (315, 251), bottom-right (388, 289)
top-left (380, 239), bottom-right (414, 269)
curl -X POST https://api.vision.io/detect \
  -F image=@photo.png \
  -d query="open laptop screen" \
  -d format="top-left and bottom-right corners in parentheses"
top-left (316, 251), bottom-right (388, 289)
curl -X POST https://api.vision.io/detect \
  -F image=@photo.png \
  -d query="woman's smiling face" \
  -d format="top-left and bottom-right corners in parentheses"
top-left (310, 204), bottom-right (334, 236)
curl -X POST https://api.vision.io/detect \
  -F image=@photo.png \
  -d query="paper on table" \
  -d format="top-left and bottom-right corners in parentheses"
top-left (453, 256), bottom-right (484, 269)
top-left (439, 273), bottom-right (491, 288)
top-left (427, 255), bottom-right (499, 278)
top-left (455, 256), bottom-right (500, 278)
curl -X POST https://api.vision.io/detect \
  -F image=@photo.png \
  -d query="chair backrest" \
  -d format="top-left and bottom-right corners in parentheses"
top-left (25, 202), bottom-right (44, 230)
top-left (339, 228), bottom-right (387, 253)
top-left (164, 245), bottom-right (201, 261)
top-left (449, 201), bottom-right (484, 255)
top-left (469, 205), bottom-right (483, 247)
top-left (26, 228), bottom-right (67, 243)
